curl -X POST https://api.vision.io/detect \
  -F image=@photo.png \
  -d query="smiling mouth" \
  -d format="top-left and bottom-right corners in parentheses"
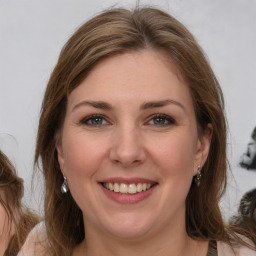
top-left (101, 182), bottom-right (157, 194)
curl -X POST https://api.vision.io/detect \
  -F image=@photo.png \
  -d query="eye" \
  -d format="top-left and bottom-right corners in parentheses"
top-left (147, 114), bottom-right (176, 126)
top-left (80, 114), bottom-right (109, 127)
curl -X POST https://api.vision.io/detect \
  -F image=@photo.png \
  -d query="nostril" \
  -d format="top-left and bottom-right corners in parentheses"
top-left (109, 147), bottom-right (146, 167)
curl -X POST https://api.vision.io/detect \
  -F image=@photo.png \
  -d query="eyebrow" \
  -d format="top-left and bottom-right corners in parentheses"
top-left (72, 99), bottom-right (185, 112)
top-left (72, 101), bottom-right (113, 111)
top-left (140, 99), bottom-right (185, 111)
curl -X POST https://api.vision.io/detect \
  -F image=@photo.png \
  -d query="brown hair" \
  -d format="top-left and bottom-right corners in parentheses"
top-left (35, 7), bottom-right (254, 255)
top-left (0, 150), bottom-right (39, 255)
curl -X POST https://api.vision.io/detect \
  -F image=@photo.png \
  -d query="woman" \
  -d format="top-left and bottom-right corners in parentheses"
top-left (240, 127), bottom-right (256, 170)
top-left (20, 7), bottom-right (256, 256)
top-left (0, 150), bottom-right (38, 255)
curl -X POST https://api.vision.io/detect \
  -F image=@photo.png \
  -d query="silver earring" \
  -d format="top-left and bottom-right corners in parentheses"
top-left (194, 165), bottom-right (202, 187)
top-left (61, 175), bottom-right (69, 193)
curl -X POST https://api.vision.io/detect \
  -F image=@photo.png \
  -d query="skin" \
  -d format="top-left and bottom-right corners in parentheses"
top-left (57, 49), bottom-right (212, 256)
top-left (0, 190), bottom-right (13, 256)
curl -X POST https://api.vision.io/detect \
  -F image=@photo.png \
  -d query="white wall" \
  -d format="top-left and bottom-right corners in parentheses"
top-left (1, 0), bottom-right (256, 218)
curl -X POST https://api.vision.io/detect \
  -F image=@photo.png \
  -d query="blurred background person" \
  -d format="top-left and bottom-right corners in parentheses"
top-left (0, 150), bottom-right (39, 255)
top-left (240, 127), bottom-right (256, 170)
top-left (229, 188), bottom-right (256, 245)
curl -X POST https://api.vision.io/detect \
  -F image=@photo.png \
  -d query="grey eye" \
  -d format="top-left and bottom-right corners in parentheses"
top-left (81, 115), bottom-right (108, 126)
top-left (148, 114), bottom-right (175, 126)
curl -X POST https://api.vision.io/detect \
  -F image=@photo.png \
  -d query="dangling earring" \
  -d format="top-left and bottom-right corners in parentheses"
top-left (61, 175), bottom-right (69, 193)
top-left (194, 165), bottom-right (202, 187)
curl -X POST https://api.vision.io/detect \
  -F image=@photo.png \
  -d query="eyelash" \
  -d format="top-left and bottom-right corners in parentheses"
top-left (147, 114), bottom-right (176, 127)
top-left (79, 113), bottom-right (176, 127)
top-left (80, 114), bottom-right (109, 126)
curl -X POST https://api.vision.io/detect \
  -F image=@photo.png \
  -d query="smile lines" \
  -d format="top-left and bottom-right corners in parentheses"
top-left (102, 182), bottom-right (155, 194)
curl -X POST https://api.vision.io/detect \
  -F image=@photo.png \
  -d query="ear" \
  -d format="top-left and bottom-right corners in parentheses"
top-left (56, 132), bottom-right (66, 175)
top-left (193, 124), bottom-right (213, 175)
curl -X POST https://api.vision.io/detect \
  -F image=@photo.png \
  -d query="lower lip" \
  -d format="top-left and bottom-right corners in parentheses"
top-left (100, 184), bottom-right (157, 204)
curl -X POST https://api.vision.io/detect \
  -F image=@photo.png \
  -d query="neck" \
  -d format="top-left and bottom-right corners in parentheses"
top-left (74, 220), bottom-right (208, 256)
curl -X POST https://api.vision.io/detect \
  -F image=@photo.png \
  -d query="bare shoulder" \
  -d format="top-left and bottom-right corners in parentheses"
top-left (218, 239), bottom-right (256, 256)
top-left (17, 222), bottom-right (48, 256)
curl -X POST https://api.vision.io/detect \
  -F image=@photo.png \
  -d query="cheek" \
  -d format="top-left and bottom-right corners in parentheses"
top-left (149, 132), bottom-right (197, 176)
top-left (62, 132), bottom-right (108, 178)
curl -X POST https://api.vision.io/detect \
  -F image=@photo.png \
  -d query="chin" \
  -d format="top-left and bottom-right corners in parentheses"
top-left (100, 212), bottom-right (155, 240)
top-left (106, 226), bottom-right (152, 240)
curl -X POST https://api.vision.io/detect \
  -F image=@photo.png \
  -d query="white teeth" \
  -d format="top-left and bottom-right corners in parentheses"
top-left (136, 183), bottom-right (142, 192)
top-left (120, 183), bottom-right (128, 193)
top-left (109, 183), bottom-right (114, 191)
top-left (128, 184), bottom-right (137, 194)
top-left (114, 183), bottom-right (120, 192)
top-left (103, 182), bottom-right (154, 194)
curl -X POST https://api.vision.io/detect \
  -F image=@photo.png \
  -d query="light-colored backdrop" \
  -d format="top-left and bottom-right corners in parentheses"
top-left (1, 0), bottom-right (256, 218)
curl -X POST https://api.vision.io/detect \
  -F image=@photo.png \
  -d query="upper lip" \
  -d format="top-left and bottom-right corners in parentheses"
top-left (98, 177), bottom-right (158, 185)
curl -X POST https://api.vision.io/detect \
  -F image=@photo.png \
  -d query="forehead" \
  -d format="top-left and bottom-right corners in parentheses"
top-left (68, 49), bottom-right (193, 109)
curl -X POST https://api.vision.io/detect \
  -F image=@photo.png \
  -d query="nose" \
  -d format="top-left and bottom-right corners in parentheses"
top-left (109, 126), bottom-right (146, 168)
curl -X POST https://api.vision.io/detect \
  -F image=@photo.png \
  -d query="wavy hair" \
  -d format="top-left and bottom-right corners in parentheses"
top-left (35, 7), bottom-right (254, 255)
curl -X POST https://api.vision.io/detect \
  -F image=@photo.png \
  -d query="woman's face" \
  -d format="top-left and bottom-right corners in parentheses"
top-left (57, 50), bottom-right (211, 239)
